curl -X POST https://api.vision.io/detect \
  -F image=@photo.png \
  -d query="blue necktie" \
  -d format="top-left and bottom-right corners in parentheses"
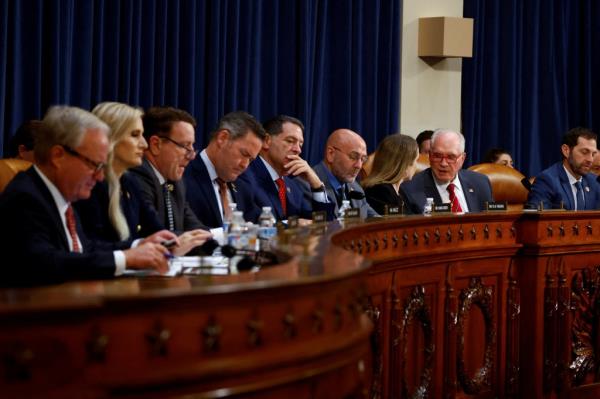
top-left (574, 181), bottom-right (585, 211)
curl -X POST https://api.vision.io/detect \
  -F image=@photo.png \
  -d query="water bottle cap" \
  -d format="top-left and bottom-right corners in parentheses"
top-left (262, 206), bottom-right (272, 212)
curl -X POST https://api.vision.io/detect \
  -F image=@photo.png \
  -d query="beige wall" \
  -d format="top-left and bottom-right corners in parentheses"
top-left (400, 0), bottom-right (464, 137)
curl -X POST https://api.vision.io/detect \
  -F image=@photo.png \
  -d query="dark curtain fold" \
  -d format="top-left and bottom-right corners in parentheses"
top-left (0, 0), bottom-right (400, 163)
top-left (462, 0), bottom-right (600, 176)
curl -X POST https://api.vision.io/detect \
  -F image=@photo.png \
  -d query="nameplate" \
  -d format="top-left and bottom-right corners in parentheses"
top-left (485, 201), bottom-right (507, 211)
top-left (312, 211), bottom-right (327, 223)
top-left (384, 204), bottom-right (402, 216)
top-left (345, 208), bottom-right (360, 219)
top-left (433, 203), bottom-right (452, 213)
top-left (287, 216), bottom-right (299, 228)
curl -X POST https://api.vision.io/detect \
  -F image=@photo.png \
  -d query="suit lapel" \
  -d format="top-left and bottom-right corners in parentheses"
top-left (252, 161), bottom-right (285, 219)
top-left (193, 159), bottom-right (224, 226)
top-left (557, 165), bottom-right (575, 210)
top-left (424, 169), bottom-right (443, 204)
top-left (458, 172), bottom-right (478, 212)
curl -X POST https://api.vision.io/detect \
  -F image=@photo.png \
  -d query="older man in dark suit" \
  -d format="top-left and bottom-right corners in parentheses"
top-left (0, 106), bottom-right (171, 286)
top-left (400, 129), bottom-right (493, 214)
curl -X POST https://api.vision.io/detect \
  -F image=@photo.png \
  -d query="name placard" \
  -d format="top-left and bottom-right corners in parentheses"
top-left (433, 203), bottom-right (452, 213)
top-left (384, 204), bottom-right (402, 216)
top-left (345, 208), bottom-right (360, 219)
top-left (485, 201), bottom-right (507, 211)
top-left (312, 211), bottom-right (327, 223)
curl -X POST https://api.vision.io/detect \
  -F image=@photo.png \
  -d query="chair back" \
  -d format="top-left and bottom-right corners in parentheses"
top-left (416, 153), bottom-right (430, 173)
top-left (468, 163), bottom-right (528, 211)
top-left (0, 158), bottom-right (32, 192)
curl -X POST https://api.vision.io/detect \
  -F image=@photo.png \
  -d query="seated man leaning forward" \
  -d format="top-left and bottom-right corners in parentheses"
top-left (184, 111), bottom-right (266, 228)
top-left (400, 129), bottom-right (493, 214)
top-left (0, 106), bottom-right (174, 287)
top-left (313, 129), bottom-right (379, 219)
top-left (528, 127), bottom-right (600, 210)
top-left (244, 115), bottom-right (335, 222)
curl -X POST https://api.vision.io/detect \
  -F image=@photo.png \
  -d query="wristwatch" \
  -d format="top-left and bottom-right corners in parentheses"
top-left (311, 183), bottom-right (326, 192)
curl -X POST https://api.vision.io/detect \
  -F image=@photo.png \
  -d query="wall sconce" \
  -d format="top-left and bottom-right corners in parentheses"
top-left (418, 17), bottom-right (473, 58)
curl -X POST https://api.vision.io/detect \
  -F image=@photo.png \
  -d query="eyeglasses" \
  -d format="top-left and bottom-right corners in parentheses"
top-left (430, 152), bottom-right (463, 164)
top-left (62, 145), bottom-right (106, 174)
top-left (331, 146), bottom-right (369, 164)
top-left (158, 136), bottom-right (198, 159)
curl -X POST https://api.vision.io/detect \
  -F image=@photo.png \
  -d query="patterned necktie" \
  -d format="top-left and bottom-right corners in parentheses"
top-left (447, 183), bottom-right (463, 213)
top-left (216, 178), bottom-right (232, 220)
top-left (336, 184), bottom-right (347, 207)
top-left (65, 204), bottom-right (81, 253)
top-left (163, 182), bottom-right (175, 231)
top-left (275, 177), bottom-right (287, 217)
top-left (574, 181), bottom-right (585, 210)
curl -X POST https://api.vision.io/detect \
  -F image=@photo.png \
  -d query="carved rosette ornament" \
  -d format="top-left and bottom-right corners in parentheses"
top-left (570, 266), bottom-right (600, 386)
top-left (398, 285), bottom-right (435, 399)
top-left (456, 277), bottom-right (496, 395)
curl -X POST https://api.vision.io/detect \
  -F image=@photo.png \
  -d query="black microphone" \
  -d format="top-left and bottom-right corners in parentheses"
top-left (188, 238), bottom-right (220, 256)
top-left (347, 190), bottom-right (365, 200)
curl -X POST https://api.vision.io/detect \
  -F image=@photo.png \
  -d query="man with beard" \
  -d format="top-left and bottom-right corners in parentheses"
top-left (401, 129), bottom-right (493, 214)
top-left (528, 127), bottom-right (600, 210)
top-left (130, 107), bottom-right (209, 233)
top-left (184, 111), bottom-right (265, 228)
top-left (313, 129), bottom-right (379, 218)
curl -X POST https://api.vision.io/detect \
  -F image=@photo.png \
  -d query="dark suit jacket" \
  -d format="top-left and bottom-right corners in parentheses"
top-left (400, 168), bottom-right (493, 214)
top-left (364, 183), bottom-right (413, 215)
top-left (74, 172), bottom-right (164, 242)
top-left (313, 162), bottom-right (379, 218)
top-left (183, 156), bottom-right (262, 228)
top-left (129, 159), bottom-right (206, 233)
top-left (244, 159), bottom-right (335, 221)
top-left (0, 168), bottom-right (124, 286)
top-left (527, 162), bottom-right (600, 210)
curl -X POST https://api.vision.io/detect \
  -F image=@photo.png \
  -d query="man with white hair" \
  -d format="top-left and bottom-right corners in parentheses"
top-left (0, 106), bottom-right (173, 286)
top-left (400, 129), bottom-right (493, 214)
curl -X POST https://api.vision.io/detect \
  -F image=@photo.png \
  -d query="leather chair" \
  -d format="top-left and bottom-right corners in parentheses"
top-left (468, 163), bottom-right (529, 211)
top-left (0, 158), bottom-right (32, 192)
top-left (416, 153), bottom-right (430, 173)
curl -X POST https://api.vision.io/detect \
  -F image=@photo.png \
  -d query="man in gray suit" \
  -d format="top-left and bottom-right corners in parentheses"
top-left (313, 129), bottom-right (379, 219)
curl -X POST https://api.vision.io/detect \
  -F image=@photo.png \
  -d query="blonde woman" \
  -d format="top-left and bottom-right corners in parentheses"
top-left (75, 102), bottom-right (210, 255)
top-left (361, 134), bottom-right (419, 215)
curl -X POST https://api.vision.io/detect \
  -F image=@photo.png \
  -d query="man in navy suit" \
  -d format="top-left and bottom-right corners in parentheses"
top-left (400, 129), bottom-right (493, 214)
top-left (313, 129), bottom-right (379, 219)
top-left (528, 127), bottom-right (600, 210)
top-left (184, 111), bottom-right (265, 228)
top-left (244, 115), bottom-right (334, 221)
top-left (0, 106), bottom-right (171, 286)
top-left (130, 107), bottom-right (209, 233)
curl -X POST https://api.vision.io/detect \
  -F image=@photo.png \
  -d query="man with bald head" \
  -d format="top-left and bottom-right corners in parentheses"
top-left (0, 106), bottom-right (172, 286)
top-left (313, 129), bottom-right (379, 218)
top-left (400, 129), bottom-right (493, 214)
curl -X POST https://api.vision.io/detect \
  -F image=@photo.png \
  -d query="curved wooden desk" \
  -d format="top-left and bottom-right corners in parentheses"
top-left (332, 211), bottom-right (600, 399)
top-left (0, 231), bottom-right (372, 399)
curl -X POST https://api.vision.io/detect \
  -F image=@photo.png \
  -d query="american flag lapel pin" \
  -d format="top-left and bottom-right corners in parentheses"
top-left (585, 186), bottom-right (590, 192)
top-left (469, 188), bottom-right (474, 193)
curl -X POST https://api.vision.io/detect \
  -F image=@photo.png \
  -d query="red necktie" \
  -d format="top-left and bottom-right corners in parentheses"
top-left (275, 177), bottom-right (287, 217)
top-left (65, 204), bottom-right (81, 253)
top-left (447, 183), bottom-right (463, 213)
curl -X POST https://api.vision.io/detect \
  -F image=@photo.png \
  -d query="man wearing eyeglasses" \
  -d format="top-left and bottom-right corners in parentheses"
top-left (184, 111), bottom-right (265, 228)
top-left (130, 107), bottom-right (209, 233)
top-left (400, 129), bottom-right (493, 214)
top-left (313, 129), bottom-right (379, 219)
top-left (0, 106), bottom-right (172, 286)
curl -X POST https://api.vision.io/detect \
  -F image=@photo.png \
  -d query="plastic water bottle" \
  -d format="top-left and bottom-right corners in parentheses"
top-left (258, 206), bottom-right (277, 250)
top-left (337, 200), bottom-right (352, 221)
top-left (423, 197), bottom-right (434, 216)
top-left (222, 202), bottom-right (238, 234)
top-left (227, 211), bottom-right (246, 249)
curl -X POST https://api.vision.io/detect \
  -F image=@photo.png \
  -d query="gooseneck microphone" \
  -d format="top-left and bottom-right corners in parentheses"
top-left (347, 190), bottom-right (365, 200)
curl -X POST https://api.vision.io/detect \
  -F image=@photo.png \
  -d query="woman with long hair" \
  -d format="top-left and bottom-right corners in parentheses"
top-left (361, 134), bottom-right (419, 215)
top-left (75, 102), bottom-right (210, 254)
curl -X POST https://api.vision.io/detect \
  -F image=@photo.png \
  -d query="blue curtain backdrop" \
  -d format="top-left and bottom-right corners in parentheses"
top-left (462, 0), bottom-right (600, 177)
top-left (0, 0), bottom-right (400, 164)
